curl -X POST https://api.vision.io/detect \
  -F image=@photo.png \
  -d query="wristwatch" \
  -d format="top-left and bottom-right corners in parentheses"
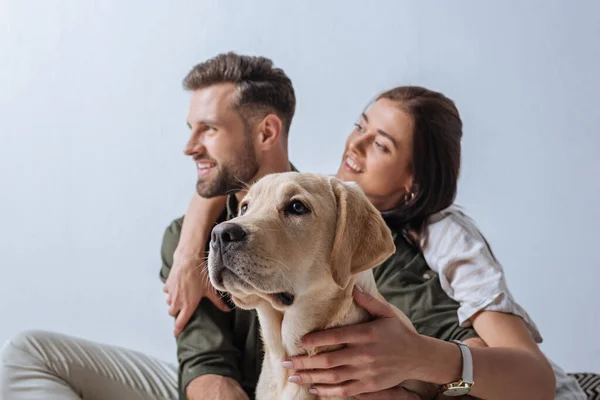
top-left (439, 340), bottom-right (474, 396)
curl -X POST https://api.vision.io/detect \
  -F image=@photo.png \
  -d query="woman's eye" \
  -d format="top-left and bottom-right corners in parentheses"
top-left (240, 204), bottom-right (248, 215)
top-left (375, 142), bottom-right (389, 153)
top-left (354, 123), bottom-right (365, 133)
top-left (286, 200), bottom-right (310, 215)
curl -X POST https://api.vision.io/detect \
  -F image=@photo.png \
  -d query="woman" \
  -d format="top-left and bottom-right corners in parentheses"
top-left (166, 86), bottom-right (584, 399)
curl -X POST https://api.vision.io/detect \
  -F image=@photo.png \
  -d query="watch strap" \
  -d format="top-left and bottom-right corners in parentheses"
top-left (452, 340), bottom-right (474, 384)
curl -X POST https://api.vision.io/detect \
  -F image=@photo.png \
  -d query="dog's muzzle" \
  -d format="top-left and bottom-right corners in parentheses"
top-left (209, 222), bottom-right (248, 286)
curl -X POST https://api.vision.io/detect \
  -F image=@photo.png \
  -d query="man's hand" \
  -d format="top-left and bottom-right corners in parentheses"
top-left (186, 375), bottom-right (248, 400)
top-left (164, 257), bottom-right (230, 336)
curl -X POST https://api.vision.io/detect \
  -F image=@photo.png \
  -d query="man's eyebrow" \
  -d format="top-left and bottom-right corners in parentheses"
top-left (361, 113), bottom-right (369, 123)
top-left (187, 119), bottom-right (220, 129)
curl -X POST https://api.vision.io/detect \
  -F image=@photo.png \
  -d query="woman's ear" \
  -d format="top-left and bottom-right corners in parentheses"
top-left (256, 114), bottom-right (283, 149)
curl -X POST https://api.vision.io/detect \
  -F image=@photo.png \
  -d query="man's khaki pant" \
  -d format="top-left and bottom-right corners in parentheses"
top-left (0, 330), bottom-right (178, 400)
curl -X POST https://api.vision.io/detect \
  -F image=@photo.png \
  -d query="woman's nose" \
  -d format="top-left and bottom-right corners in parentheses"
top-left (348, 133), bottom-right (369, 155)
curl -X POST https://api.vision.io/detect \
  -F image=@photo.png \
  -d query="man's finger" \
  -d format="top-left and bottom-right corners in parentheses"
top-left (174, 307), bottom-right (194, 336)
top-left (207, 290), bottom-right (231, 313)
top-left (353, 287), bottom-right (395, 318)
top-left (168, 303), bottom-right (179, 317)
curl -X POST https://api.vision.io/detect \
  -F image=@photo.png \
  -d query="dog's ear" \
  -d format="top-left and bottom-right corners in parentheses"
top-left (328, 178), bottom-right (396, 289)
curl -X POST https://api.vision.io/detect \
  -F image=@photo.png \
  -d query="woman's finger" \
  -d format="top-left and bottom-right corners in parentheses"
top-left (284, 346), bottom-right (368, 371)
top-left (353, 287), bottom-right (395, 318)
top-left (308, 380), bottom-right (368, 398)
top-left (300, 322), bottom-right (374, 349)
top-left (288, 365), bottom-right (359, 385)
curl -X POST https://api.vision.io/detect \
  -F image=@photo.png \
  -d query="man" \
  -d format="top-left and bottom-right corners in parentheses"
top-left (160, 52), bottom-right (298, 400)
top-left (0, 53), bottom-right (474, 400)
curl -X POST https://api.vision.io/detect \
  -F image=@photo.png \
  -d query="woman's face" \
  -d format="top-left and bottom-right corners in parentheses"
top-left (336, 98), bottom-right (414, 212)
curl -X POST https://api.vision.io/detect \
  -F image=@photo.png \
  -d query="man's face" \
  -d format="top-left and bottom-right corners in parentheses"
top-left (184, 83), bottom-right (259, 198)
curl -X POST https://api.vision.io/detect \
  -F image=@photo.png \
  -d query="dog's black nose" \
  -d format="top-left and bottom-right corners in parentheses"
top-left (211, 222), bottom-right (247, 249)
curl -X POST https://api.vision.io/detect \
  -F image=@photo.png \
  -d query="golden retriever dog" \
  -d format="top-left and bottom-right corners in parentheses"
top-left (208, 172), bottom-right (435, 400)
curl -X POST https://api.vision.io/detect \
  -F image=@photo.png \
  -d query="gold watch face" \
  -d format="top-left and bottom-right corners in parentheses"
top-left (441, 381), bottom-right (473, 396)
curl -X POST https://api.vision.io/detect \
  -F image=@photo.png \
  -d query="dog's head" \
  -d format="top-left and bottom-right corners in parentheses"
top-left (207, 172), bottom-right (395, 311)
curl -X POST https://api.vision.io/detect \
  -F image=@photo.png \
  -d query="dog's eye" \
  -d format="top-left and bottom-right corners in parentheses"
top-left (240, 203), bottom-right (248, 215)
top-left (286, 200), bottom-right (310, 215)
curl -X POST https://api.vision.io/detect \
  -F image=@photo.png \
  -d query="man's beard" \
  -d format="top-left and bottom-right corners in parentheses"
top-left (195, 142), bottom-right (259, 198)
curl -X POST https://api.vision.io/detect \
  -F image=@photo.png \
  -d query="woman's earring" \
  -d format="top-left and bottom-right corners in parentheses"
top-left (403, 191), bottom-right (415, 203)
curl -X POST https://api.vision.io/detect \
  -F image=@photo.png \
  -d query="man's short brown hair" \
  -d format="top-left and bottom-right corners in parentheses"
top-left (183, 52), bottom-right (296, 135)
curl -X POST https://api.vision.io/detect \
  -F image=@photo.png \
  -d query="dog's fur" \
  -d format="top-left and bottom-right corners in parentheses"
top-left (208, 172), bottom-right (436, 400)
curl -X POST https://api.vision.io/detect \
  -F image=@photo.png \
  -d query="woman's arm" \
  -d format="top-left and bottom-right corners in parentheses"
top-left (420, 208), bottom-right (543, 342)
top-left (417, 209), bottom-right (555, 396)
top-left (163, 191), bottom-right (228, 336)
top-left (417, 310), bottom-right (555, 399)
top-left (287, 289), bottom-right (555, 400)
top-left (468, 311), bottom-right (555, 398)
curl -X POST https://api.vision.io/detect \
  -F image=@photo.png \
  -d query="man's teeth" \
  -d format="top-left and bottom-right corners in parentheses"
top-left (346, 157), bottom-right (362, 172)
top-left (197, 163), bottom-right (213, 170)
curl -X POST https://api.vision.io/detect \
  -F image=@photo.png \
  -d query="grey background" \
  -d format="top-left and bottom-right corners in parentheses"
top-left (1, 0), bottom-right (598, 372)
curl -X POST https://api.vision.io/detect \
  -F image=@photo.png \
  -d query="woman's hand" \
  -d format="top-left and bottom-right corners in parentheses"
top-left (283, 287), bottom-right (427, 398)
top-left (164, 258), bottom-right (230, 336)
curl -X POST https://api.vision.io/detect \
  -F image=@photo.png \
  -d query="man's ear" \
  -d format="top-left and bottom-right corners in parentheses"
top-left (256, 114), bottom-right (283, 149)
top-left (328, 178), bottom-right (396, 289)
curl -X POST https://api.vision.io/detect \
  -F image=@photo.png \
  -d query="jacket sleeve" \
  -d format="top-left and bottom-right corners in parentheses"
top-left (159, 217), bottom-right (242, 398)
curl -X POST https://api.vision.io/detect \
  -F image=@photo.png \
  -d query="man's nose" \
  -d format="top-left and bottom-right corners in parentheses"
top-left (210, 222), bottom-right (248, 250)
top-left (184, 134), bottom-right (205, 157)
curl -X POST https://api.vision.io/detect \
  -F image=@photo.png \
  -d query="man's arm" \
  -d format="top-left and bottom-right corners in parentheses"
top-left (186, 375), bottom-right (249, 400)
top-left (163, 193), bottom-right (229, 336)
top-left (173, 192), bottom-right (227, 265)
top-left (160, 217), bottom-right (246, 400)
